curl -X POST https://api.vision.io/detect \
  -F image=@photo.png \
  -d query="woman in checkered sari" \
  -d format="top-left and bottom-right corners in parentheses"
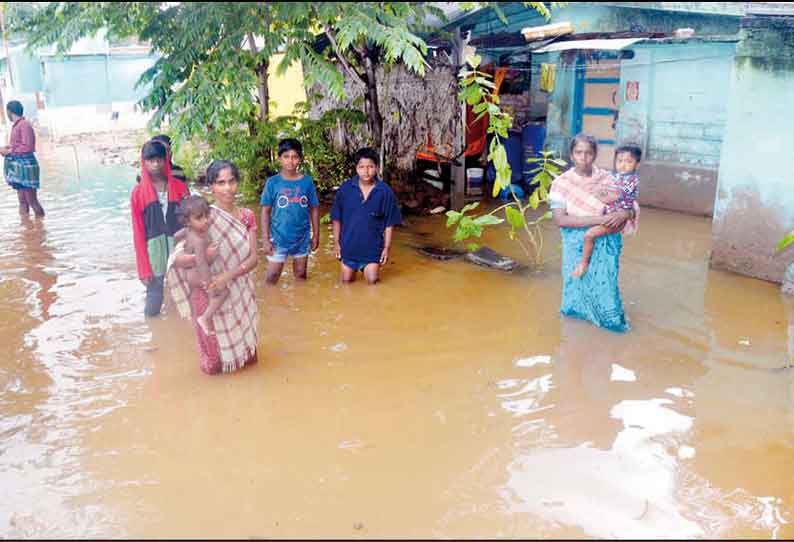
top-left (167, 161), bottom-right (259, 374)
top-left (549, 134), bottom-right (635, 333)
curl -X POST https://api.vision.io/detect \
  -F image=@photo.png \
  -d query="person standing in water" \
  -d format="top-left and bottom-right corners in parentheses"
top-left (131, 140), bottom-right (189, 317)
top-left (1, 100), bottom-right (45, 218)
top-left (331, 147), bottom-right (402, 285)
top-left (260, 138), bottom-right (320, 285)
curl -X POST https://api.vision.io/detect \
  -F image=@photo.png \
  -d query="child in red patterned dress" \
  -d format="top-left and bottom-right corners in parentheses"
top-left (571, 144), bottom-right (641, 279)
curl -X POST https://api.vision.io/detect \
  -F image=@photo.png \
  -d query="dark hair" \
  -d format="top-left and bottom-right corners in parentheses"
top-left (569, 133), bottom-right (598, 156)
top-left (615, 143), bottom-right (642, 162)
top-left (151, 134), bottom-right (172, 147)
top-left (6, 100), bottom-right (23, 117)
top-left (278, 138), bottom-right (303, 157)
top-left (206, 160), bottom-right (240, 184)
top-left (177, 195), bottom-right (210, 225)
top-left (354, 147), bottom-right (379, 167)
top-left (142, 140), bottom-right (167, 160)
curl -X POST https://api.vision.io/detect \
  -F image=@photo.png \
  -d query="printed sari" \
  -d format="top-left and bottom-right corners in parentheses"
top-left (550, 167), bottom-right (630, 333)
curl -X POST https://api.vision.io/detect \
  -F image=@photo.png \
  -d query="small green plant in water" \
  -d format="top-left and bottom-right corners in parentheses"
top-left (777, 231), bottom-right (794, 253)
top-left (449, 56), bottom-right (566, 269)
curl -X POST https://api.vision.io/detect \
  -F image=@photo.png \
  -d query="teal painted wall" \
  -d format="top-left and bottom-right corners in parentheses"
top-left (460, 2), bottom-right (741, 39)
top-left (710, 16), bottom-right (794, 283)
top-left (620, 41), bottom-right (735, 168)
top-left (107, 55), bottom-right (156, 102)
top-left (10, 49), bottom-right (43, 94)
top-left (548, 3), bottom-right (740, 35)
top-left (0, 49), bottom-right (44, 121)
top-left (42, 54), bottom-right (155, 108)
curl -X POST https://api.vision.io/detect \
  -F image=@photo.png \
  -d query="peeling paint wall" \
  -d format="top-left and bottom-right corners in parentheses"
top-left (543, 41), bottom-right (735, 216)
top-left (618, 42), bottom-right (735, 216)
top-left (531, 2), bottom-right (739, 216)
top-left (460, 3), bottom-right (741, 38)
top-left (710, 15), bottom-right (794, 283)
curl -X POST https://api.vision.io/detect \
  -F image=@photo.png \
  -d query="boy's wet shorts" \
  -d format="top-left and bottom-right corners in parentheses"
top-left (266, 237), bottom-right (310, 263)
top-left (342, 257), bottom-right (379, 272)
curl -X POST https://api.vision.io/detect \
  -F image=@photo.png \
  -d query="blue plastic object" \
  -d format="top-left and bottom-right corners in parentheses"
top-left (499, 184), bottom-right (526, 202)
top-left (522, 123), bottom-right (547, 184)
top-left (486, 131), bottom-right (525, 186)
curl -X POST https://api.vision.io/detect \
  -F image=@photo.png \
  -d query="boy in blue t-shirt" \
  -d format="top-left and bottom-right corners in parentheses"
top-left (331, 147), bottom-right (402, 285)
top-left (260, 139), bottom-right (320, 284)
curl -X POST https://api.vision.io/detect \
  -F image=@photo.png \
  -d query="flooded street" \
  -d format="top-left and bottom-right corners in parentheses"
top-left (1, 141), bottom-right (792, 538)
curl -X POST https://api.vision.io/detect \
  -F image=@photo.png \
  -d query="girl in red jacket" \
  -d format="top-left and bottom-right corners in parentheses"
top-left (130, 140), bottom-right (189, 317)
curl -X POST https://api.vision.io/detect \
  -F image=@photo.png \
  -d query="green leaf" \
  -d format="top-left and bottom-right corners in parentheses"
top-left (446, 210), bottom-right (463, 227)
top-left (467, 54), bottom-right (481, 69)
top-left (777, 231), bottom-right (794, 252)
top-left (529, 190), bottom-right (540, 210)
top-left (461, 201), bottom-right (480, 214)
top-left (474, 214), bottom-right (504, 226)
top-left (466, 243), bottom-right (480, 252)
top-left (492, 4), bottom-right (508, 25)
top-left (453, 226), bottom-right (469, 242)
top-left (505, 206), bottom-right (526, 229)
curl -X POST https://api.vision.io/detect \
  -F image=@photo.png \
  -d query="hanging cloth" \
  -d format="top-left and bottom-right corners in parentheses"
top-left (540, 63), bottom-right (557, 93)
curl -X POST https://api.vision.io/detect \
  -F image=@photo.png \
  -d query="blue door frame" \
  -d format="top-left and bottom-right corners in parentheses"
top-left (571, 53), bottom-right (620, 146)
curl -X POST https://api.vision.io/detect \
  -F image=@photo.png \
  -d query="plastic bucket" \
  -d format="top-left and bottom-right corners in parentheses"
top-left (466, 167), bottom-right (484, 196)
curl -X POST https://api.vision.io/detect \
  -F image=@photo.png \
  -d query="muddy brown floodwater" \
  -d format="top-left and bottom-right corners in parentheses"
top-left (1, 141), bottom-right (793, 539)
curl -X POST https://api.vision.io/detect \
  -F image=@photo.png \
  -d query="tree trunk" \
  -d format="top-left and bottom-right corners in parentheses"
top-left (246, 32), bottom-right (269, 122)
top-left (256, 60), bottom-right (269, 121)
top-left (0, 2), bottom-right (9, 124)
top-left (361, 51), bottom-right (383, 148)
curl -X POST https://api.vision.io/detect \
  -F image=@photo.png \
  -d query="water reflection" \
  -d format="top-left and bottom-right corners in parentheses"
top-left (15, 216), bottom-right (57, 320)
top-left (1, 142), bottom-right (793, 538)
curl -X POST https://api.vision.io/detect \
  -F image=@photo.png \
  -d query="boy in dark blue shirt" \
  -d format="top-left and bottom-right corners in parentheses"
top-left (331, 147), bottom-right (402, 284)
top-left (260, 139), bottom-right (320, 284)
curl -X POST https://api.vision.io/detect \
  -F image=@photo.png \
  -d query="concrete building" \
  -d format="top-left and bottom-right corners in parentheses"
top-left (0, 31), bottom-right (157, 137)
top-left (447, 2), bottom-right (794, 283)
top-left (710, 5), bottom-right (794, 282)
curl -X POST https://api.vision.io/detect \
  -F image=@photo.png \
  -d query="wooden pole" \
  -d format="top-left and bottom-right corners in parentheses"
top-left (450, 27), bottom-right (466, 211)
top-left (0, 2), bottom-right (9, 126)
top-left (0, 2), bottom-right (12, 88)
top-left (0, 78), bottom-right (6, 126)
top-left (72, 144), bottom-right (80, 182)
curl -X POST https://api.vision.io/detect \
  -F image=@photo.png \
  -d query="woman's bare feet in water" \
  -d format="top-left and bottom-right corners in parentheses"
top-left (571, 262), bottom-right (588, 278)
top-left (197, 314), bottom-right (214, 336)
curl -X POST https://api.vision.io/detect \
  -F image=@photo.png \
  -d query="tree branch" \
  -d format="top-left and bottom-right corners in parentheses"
top-left (246, 31), bottom-right (257, 54)
top-left (322, 23), bottom-right (365, 89)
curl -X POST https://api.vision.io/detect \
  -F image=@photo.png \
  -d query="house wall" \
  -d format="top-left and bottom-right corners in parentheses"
top-left (551, 3), bottom-right (740, 35)
top-left (460, 3), bottom-right (741, 215)
top-left (618, 41), bottom-right (735, 216)
top-left (460, 3), bottom-right (741, 39)
top-left (710, 15), bottom-right (794, 283)
top-left (531, 6), bottom-right (739, 216)
top-left (0, 48), bottom-right (45, 122)
top-left (39, 53), bottom-right (156, 137)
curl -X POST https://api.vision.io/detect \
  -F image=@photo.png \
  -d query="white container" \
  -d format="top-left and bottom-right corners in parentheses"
top-left (466, 167), bottom-right (484, 196)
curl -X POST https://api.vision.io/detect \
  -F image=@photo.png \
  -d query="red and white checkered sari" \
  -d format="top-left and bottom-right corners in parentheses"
top-left (166, 206), bottom-right (258, 373)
